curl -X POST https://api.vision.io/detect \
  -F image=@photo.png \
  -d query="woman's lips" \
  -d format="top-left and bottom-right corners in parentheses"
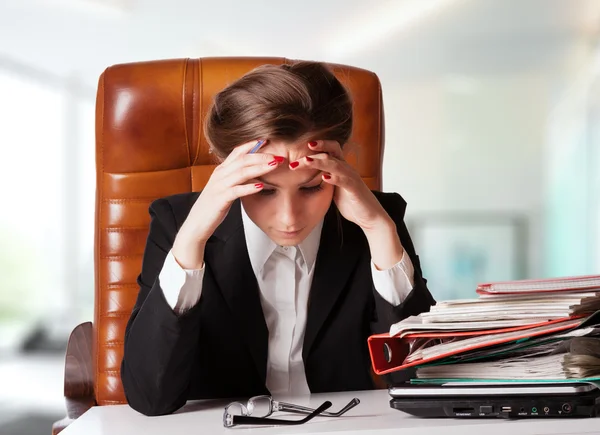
top-left (276, 229), bottom-right (303, 238)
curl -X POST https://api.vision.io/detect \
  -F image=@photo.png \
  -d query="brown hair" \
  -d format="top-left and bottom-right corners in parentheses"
top-left (204, 61), bottom-right (353, 159)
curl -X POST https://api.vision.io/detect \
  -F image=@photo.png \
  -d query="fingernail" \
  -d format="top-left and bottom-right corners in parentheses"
top-left (305, 156), bottom-right (313, 162)
top-left (255, 183), bottom-right (264, 189)
top-left (268, 159), bottom-right (279, 166)
top-left (308, 141), bottom-right (318, 147)
top-left (290, 161), bottom-right (300, 169)
top-left (323, 174), bottom-right (331, 180)
top-left (274, 156), bottom-right (285, 163)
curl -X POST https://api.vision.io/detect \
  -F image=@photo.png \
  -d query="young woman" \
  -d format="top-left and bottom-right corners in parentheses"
top-left (121, 61), bottom-right (435, 416)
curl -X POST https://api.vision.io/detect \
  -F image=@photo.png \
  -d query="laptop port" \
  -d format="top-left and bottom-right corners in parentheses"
top-left (501, 406), bottom-right (512, 413)
top-left (479, 405), bottom-right (493, 414)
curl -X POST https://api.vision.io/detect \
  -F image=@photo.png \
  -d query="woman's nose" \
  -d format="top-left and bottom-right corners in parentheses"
top-left (277, 198), bottom-right (300, 228)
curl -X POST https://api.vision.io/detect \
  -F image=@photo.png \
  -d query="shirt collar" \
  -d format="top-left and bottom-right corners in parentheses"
top-left (241, 204), bottom-right (323, 276)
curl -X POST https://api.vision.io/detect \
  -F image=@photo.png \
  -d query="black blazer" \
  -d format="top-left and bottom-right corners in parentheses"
top-left (121, 191), bottom-right (435, 416)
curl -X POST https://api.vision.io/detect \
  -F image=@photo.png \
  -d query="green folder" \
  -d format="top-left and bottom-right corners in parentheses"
top-left (410, 377), bottom-right (600, 384)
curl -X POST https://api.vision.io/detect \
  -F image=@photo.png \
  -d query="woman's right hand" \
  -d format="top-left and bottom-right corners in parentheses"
top-left (171, 140), bottom-right (283, 269)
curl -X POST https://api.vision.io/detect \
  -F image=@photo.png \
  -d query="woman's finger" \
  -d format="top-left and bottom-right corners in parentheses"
top-left (218, 152), bottom-right (282, 178)
top-left (227, 181), bottom-right (267, 201)
top-left (320, 171), bottom-right (337, 185)
top-left (290, 153), bottom-right (342, 174)
top-left (222, 156), bottom-right (284, 187)
top-left (307, 140), bottom-right (344, 160)
top-left (222, 139), bottom-right (267, 165)
top-left (290, 153), bottom-right (356, 188)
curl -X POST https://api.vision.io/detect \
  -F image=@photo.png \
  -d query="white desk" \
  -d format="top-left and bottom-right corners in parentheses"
top-left (60, 389), bottom-right (600, 435)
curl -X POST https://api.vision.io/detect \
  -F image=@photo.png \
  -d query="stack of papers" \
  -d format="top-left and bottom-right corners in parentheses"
top-left (477, 275), bottom-right (600, 295)
top-left (416, 331), bottom-right (600, 380)
top-left (367, 274), bottom-right (600, 382)
top-left (419, 292), bottom-right (600, 323)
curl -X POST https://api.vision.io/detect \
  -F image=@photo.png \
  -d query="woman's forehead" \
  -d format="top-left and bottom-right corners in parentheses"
top-left (259, 140), bottom-right (312, 161)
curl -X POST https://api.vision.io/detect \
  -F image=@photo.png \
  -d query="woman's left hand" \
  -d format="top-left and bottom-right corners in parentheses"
top-left (291, 140), bottom-right (405, 270)
top-left (290, 140), bottom-right (392, 232)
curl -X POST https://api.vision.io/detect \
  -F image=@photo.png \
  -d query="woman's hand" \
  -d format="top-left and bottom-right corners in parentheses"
top-left (291, 140), bottom-right (390, 231)
top-left (172, 140), bottom-right (283, 269)
top-left (290, 140), bottom-right (404, 269)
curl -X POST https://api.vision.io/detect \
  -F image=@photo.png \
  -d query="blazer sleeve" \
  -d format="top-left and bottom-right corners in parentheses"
top-left (370, 192), bottom-right (436, 335)
top-left (121, 197), bottom-right (203, 416)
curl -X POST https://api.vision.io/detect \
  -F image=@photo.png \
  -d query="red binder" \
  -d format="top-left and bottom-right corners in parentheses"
top-left (368, 315), bottom-right (587, 375)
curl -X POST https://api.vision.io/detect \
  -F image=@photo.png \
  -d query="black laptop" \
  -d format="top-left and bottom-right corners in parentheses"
top-left (389, 382), bottom-right (600, 418)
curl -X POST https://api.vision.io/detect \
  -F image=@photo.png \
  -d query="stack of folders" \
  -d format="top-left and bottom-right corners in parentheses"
top-left (368, 274), bottom-right (600, 383)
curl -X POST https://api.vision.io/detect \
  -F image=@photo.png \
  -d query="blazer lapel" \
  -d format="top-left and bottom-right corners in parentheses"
top-left (204, 200), bottom-right (269, 384)
top-left (303, 206), bottom-right (363, 360)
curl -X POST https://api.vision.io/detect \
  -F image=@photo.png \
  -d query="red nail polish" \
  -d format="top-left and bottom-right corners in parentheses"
top-left (308, 141), bottom-right (318, 147)
top-left (290, 161), bottom-right (299, 169)
top-left (305, 156), bottom-right (313, 162)
top-left (274, 156), bottom-right (285, 163)
top-left (255, 183), bottom-right (264, 188)
top-left (268, 159), bottom-right (279, 166)
top-left (323, 174), bottom-right (331, 180)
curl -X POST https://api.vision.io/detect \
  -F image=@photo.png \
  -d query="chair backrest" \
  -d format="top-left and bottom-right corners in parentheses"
top-left (94, 57), bottom-right (385, 405)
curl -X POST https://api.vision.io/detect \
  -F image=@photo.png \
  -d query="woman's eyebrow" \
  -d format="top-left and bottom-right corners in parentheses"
top-left (256, 171), bottom-right (321, 188)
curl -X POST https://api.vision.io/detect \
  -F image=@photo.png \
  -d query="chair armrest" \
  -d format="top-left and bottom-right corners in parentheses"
top-left (52, 321), bottom-right (96, 435)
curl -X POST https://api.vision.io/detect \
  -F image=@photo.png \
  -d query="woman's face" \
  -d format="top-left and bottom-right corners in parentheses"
top-left (240, 139), bottom-right (334, 246)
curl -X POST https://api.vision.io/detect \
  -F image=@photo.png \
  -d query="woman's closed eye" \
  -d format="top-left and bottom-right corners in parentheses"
top-left (300, 182), bottom-right (324, 194)
top-left (257, 188), bottom-right (276, 196)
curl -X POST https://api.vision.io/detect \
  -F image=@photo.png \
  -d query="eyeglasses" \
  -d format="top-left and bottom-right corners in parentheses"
top-left (222, 395), bottom-right (360, 428)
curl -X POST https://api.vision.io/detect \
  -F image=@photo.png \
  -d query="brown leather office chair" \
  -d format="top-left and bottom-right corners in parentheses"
top-left (52, 57), bottom-right (385, 434)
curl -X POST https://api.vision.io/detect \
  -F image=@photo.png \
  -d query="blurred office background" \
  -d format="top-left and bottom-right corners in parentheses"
top-left (0, 0), bottom-right (599, 433)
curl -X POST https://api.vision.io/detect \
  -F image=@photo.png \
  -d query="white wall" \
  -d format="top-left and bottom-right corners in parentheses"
top-left (542, 39), bottom-right (600, 277)
top-left (382, 73), bottom-right (548, 279)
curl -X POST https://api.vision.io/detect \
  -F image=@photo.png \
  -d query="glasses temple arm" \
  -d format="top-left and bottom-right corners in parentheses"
top-left (277, 398), bottom-right (360, 417)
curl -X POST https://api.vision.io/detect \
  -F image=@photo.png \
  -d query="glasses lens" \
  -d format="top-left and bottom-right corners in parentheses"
top-left (247, 396), bottom-right (272, 417)
top-left (224, 402), bottom-right (248, 417)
